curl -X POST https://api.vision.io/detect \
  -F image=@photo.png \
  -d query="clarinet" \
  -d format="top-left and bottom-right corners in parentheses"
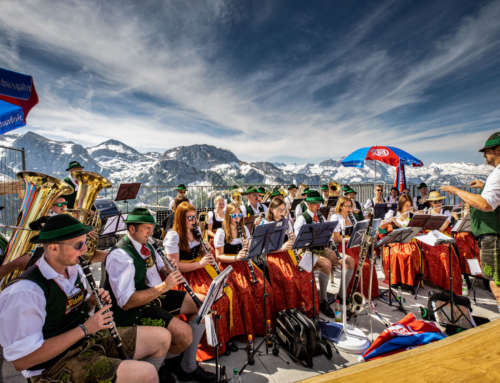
top-left (78, 256), bottom-right (128, 360)
top-left (238, 222), bottom-right (257, 284)
top-left (147, 238), bottom-right (203, 308)
top-left (193, 224), bottom-right (223, 275)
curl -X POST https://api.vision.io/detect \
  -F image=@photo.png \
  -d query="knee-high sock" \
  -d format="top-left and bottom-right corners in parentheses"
top-left (180, 319), bottom-right (205, 373)
top-left (318, 272), bottom-right (330, 302)
top-left (145, 356), bottom-right (165, 371)
top-left (339, 268), bottom-right (354, 298)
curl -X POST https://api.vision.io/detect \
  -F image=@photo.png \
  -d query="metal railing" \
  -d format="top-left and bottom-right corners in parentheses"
top-left (0, 145), bottom-right (25, 234)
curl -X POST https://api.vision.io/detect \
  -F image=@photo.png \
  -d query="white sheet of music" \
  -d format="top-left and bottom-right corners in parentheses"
top-left (204, 313), bottom-right (218, 347)
top-left (415, 230), bottom-right (452, 246)
top-left (299, 251), bottom-right (318, 272)
top-left (467, 259), bottom-right (482, 276)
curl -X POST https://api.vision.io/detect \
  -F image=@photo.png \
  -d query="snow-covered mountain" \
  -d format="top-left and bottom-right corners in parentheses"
top-left (0, 131), bottom-right (492, 189)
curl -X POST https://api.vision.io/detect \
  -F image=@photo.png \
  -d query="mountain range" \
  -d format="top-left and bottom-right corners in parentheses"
top-left (0, 131), bottom-right (492, 189)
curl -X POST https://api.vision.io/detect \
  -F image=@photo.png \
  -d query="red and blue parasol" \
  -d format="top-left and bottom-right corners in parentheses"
top-left (0, 67), bottom-right (38, 135)
top-left (342, 146), bottom-right (423, 191)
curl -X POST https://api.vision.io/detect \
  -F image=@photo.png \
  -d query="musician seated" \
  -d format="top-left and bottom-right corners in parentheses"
top-left (0, 237), bottom-right (30, 280)
top-left (294, 190), bottom-right (342, 318)
top-left (342, 185), bottom-right (364, 222)
top-left (388, 187), bottom-right (400, 204)
top-left (427, 190), bottom-right (455, 231)
top-left (294, 187), bottom-right (309, 218)
top-left (207, 195), bottom-right (225, 238)
top-left (0, 214), bottom-right (173, 383)
top-left (241, 186), bottom-right (267, 225)
top-left (413, 182), bottom-right (430, 211)
top-left (105, 208), bottom-right (216, 382)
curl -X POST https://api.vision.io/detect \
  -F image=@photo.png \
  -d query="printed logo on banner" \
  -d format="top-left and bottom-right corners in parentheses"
top-left (370, 148), bottom-right (390, 157)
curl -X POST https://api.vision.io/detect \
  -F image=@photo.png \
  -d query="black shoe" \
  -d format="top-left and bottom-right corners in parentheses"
top-left (162, 355), bottom-right (181, 375)
top-left (319, 300), bottom-right (336, 318)
top-left (159, 364), bottom-right (177, 383)
top-left (177, 365), bottom-right (217, 382)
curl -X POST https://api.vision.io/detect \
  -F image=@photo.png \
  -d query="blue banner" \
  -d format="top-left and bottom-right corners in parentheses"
top-left (0, 67), bottom-right (33, 100)
top-left (0, 99), bottom-right (25, 134)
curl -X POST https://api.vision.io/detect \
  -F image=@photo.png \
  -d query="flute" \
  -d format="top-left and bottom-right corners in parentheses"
top-left (238, 222), bottom-right (257, 284)
top-left (147, 238), bottom-right (203, 308)
top-left (78, 256), bottom-right (128, 360)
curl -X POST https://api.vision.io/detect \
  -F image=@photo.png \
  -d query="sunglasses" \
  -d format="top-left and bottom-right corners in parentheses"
top-left (56, 239), bottom-right (88, 251)
top-left (376, 189), bottom-right (382, 192)
top-left (186, 215), bottom-right (197, 221)
top-left (53, 202), bottom-right (68, 207)
top-left (230, 213), bottom-right (243, 219)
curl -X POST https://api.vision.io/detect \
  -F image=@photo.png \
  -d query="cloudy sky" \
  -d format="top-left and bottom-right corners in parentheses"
top-left (1, 0), bottom-right (499, 164)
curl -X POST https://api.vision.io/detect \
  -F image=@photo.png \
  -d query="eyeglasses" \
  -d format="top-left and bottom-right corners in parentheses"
top-left (56, 239), bottom-right (88, 251)
top-left (230, 213), bottom-right (243, 219)
top-left (186, 215), bottom-right (197, 221)
top-left (343, 204), bottom-right (353, 208)
top-left (53, 202), bottom-right (68, 207)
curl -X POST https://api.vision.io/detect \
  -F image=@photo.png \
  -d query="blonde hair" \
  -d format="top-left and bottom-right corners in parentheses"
top-left (222, 203), bottom-right (243, 243)
top-left (334, 197), bottom-right (352, 214)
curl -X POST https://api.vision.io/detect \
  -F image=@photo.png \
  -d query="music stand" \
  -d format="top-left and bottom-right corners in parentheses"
top-left (373, 203), bottom-right (397, 220)
top-left (196, 265), bottom-right (233, 383)
top-left (293, 221), bottom-right (337, 318)
top-left (451, 216), bottom-right (471, 233)
top-left (375, 227), bottom-right (419, 313)
top-left (115, 183), bottom-right (141, 213)
top-left (409, 214), bottom-right (449, 297)
top-left (347, 219), bottom-right (381, 249)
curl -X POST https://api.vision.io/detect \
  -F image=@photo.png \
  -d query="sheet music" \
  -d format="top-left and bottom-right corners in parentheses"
top-left (415, 230), bottom-right (453, 246)
top-left (298, 251), bottom-right (318, 272)
top-left (467, 259), bottom-right (482, 276)
top-left (204, 313), bottom-right (218, 347)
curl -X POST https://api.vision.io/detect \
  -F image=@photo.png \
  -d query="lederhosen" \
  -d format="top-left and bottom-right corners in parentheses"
top-left (106, 236), bottom-right (185, 328)
top-left (471, 199), bottom-right (500, 285)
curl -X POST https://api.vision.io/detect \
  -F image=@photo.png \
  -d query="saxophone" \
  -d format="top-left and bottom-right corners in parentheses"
top-left (68, 170), bottom-right (112, 261)
top-left (348, 213), bottom-right (374, 316)
top-left (238, 222), bottom-right (257, 284)
top-left (0, 172), bottom-right (74, 288)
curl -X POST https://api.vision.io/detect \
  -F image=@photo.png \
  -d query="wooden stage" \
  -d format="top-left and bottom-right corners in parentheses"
top-left (300, 317), bottom-right (500, 383)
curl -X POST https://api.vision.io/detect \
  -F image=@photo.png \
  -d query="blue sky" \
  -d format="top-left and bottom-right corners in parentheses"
top-left (1, 0), bottom-right (499, 164)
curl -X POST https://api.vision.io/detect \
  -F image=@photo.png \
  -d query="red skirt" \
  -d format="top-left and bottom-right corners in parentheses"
top-left (418, 241), bottom-right (462, 295)
top-left (382, 240), bottom-right (421, 287)
top-left (345, 246), bottom-right (379, 299)
top-left (267, 250), bottom-right (319, 317)
top-left (220, 260), bottom-right (273, 336)
top-left (453, 232), bottom-right (481, 275)
top-left (182, 267), bottom-right (244, 361)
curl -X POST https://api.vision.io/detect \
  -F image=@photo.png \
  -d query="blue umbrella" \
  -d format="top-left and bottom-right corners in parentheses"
top-left (342, 146), bottom-right (423, 190)
top-left (0, 67), bottom-right (38, 134)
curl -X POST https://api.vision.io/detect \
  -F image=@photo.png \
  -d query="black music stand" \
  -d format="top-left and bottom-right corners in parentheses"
top-left (409, 214), bottom-right (449, 297)
top-left (115, 182), bottom-right (141, 214)
top-left (373, 203), bottom-right (397, 220)
top-left (239, 221), bottom-right (286, 375)
top-left (347, 219), bottom-right (381, 249)
top-left (375, 227), bottom-right (419, 313)
top-left (197, 265), bottom-right (233, 383)
top-left (293, 221), bottom-right (338, 318)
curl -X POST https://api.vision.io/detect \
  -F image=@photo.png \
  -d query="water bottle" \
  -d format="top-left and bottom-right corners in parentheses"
top-left (462, 276), bottom-right (469, 296)
top-left (397, 286), bottom-right (402, 302)
top-left (335, 299), bottom-right (341, 322)
top-left (232, 368), bottom-right (241, 383)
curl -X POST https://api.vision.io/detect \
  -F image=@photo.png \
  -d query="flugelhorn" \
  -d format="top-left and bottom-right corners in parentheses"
top-left (0, 171), bottom-right (73, 289)
top-left (68, 170), bottom-right (112, 262)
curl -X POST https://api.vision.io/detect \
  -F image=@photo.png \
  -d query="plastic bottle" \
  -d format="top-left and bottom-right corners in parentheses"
top-left (247, 334), bottom-right (255, 365)
top-left (462, 276), bottom-right (469, 297)
top-left (335, 299), bottom-right (341, 322)
top-left (232, 368), bottom-right (241, 383)
top-left (397, 286), bottom-right (402, 302)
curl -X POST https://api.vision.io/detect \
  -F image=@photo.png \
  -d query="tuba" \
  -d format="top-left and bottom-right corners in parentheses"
top-left (0, 171), bottom-right (74, 288)
top-left (68, 170), bottom-right (112, 261)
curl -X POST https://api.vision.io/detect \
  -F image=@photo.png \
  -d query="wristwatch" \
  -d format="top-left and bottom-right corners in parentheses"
top-left (79, 324), bottom-right (90, 339)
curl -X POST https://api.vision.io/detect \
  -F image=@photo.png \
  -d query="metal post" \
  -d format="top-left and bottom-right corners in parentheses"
top-left (21, 147), bottom-right (26, 170)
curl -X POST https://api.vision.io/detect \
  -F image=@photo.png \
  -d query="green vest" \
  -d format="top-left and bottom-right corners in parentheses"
top-left (302, 211), bottom-right (325, 224)
top-left (470, 204), bottom-right (500, 237)
top-left (19, 265), bottom-right (88, 370)
top-left (245, 203), bottom-right (264, 217)
top-left (106, 236), bottom-right (155, 326)
top-left (353, 200), bottom-right (364, 222)
top-left (300, 201), bottom-right (307, 213)
top-left (64, 176), bottom-right (77, 209)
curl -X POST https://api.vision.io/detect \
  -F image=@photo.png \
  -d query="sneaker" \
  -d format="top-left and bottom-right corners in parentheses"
top-left (177, 365), bottom-right (217, 382)
top-left (319, 300), bottom-right (336, 318)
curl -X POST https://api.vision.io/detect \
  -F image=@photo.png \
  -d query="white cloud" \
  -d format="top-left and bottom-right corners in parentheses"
top-left (0, 0), bottom-right (499, 163)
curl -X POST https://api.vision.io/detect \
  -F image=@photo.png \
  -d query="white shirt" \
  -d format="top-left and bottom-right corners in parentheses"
top-left (240, 202), bottom-right (268, 217)
top-left (384, 210), bottom-right (411, 227)
top-left (329, 213), bottom-right (355, 233)
top-left (168, 198), bottom-right (193, 210)
top-left (0, 256), bottom-right (88, 378)
top-left (163, 230), bottom-right (200, 255)
top-left (68, 174), bottom-right (79, 192)
top-left (481, 164), bottom-right (500, 210)
top-left (364, 197), bottom-right (387, 211)
top-left (213, 226), bottom-right (251, 249)
top-left (208, 210), bottom-right (224, 226)
top-left (105, 235), bottom-right (165, 308)
top-left (294, 208), bottom-right (323, 236)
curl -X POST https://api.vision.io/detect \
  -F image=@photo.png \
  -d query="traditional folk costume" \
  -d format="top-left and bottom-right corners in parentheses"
top-left (214, 226), bottom-right (272, 335)
top-left (164, 229), bottom-right (243, 360)
top-left (168, 184), bottom-right (192, 210)
top-left (342, 185), bottom-right (364, 222)
top-left (331, 213), bottom-right (380, 299)
top-left (264, 218), bottom-right (319, 317)
top-left (208, 210), bottom-right (224, 232)
top-left (240, 186), bottom-right (268, 218)
top-left (0, 215), bottom-right (137, 382)
top-left (63, 160), bottom-right (83, 209)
